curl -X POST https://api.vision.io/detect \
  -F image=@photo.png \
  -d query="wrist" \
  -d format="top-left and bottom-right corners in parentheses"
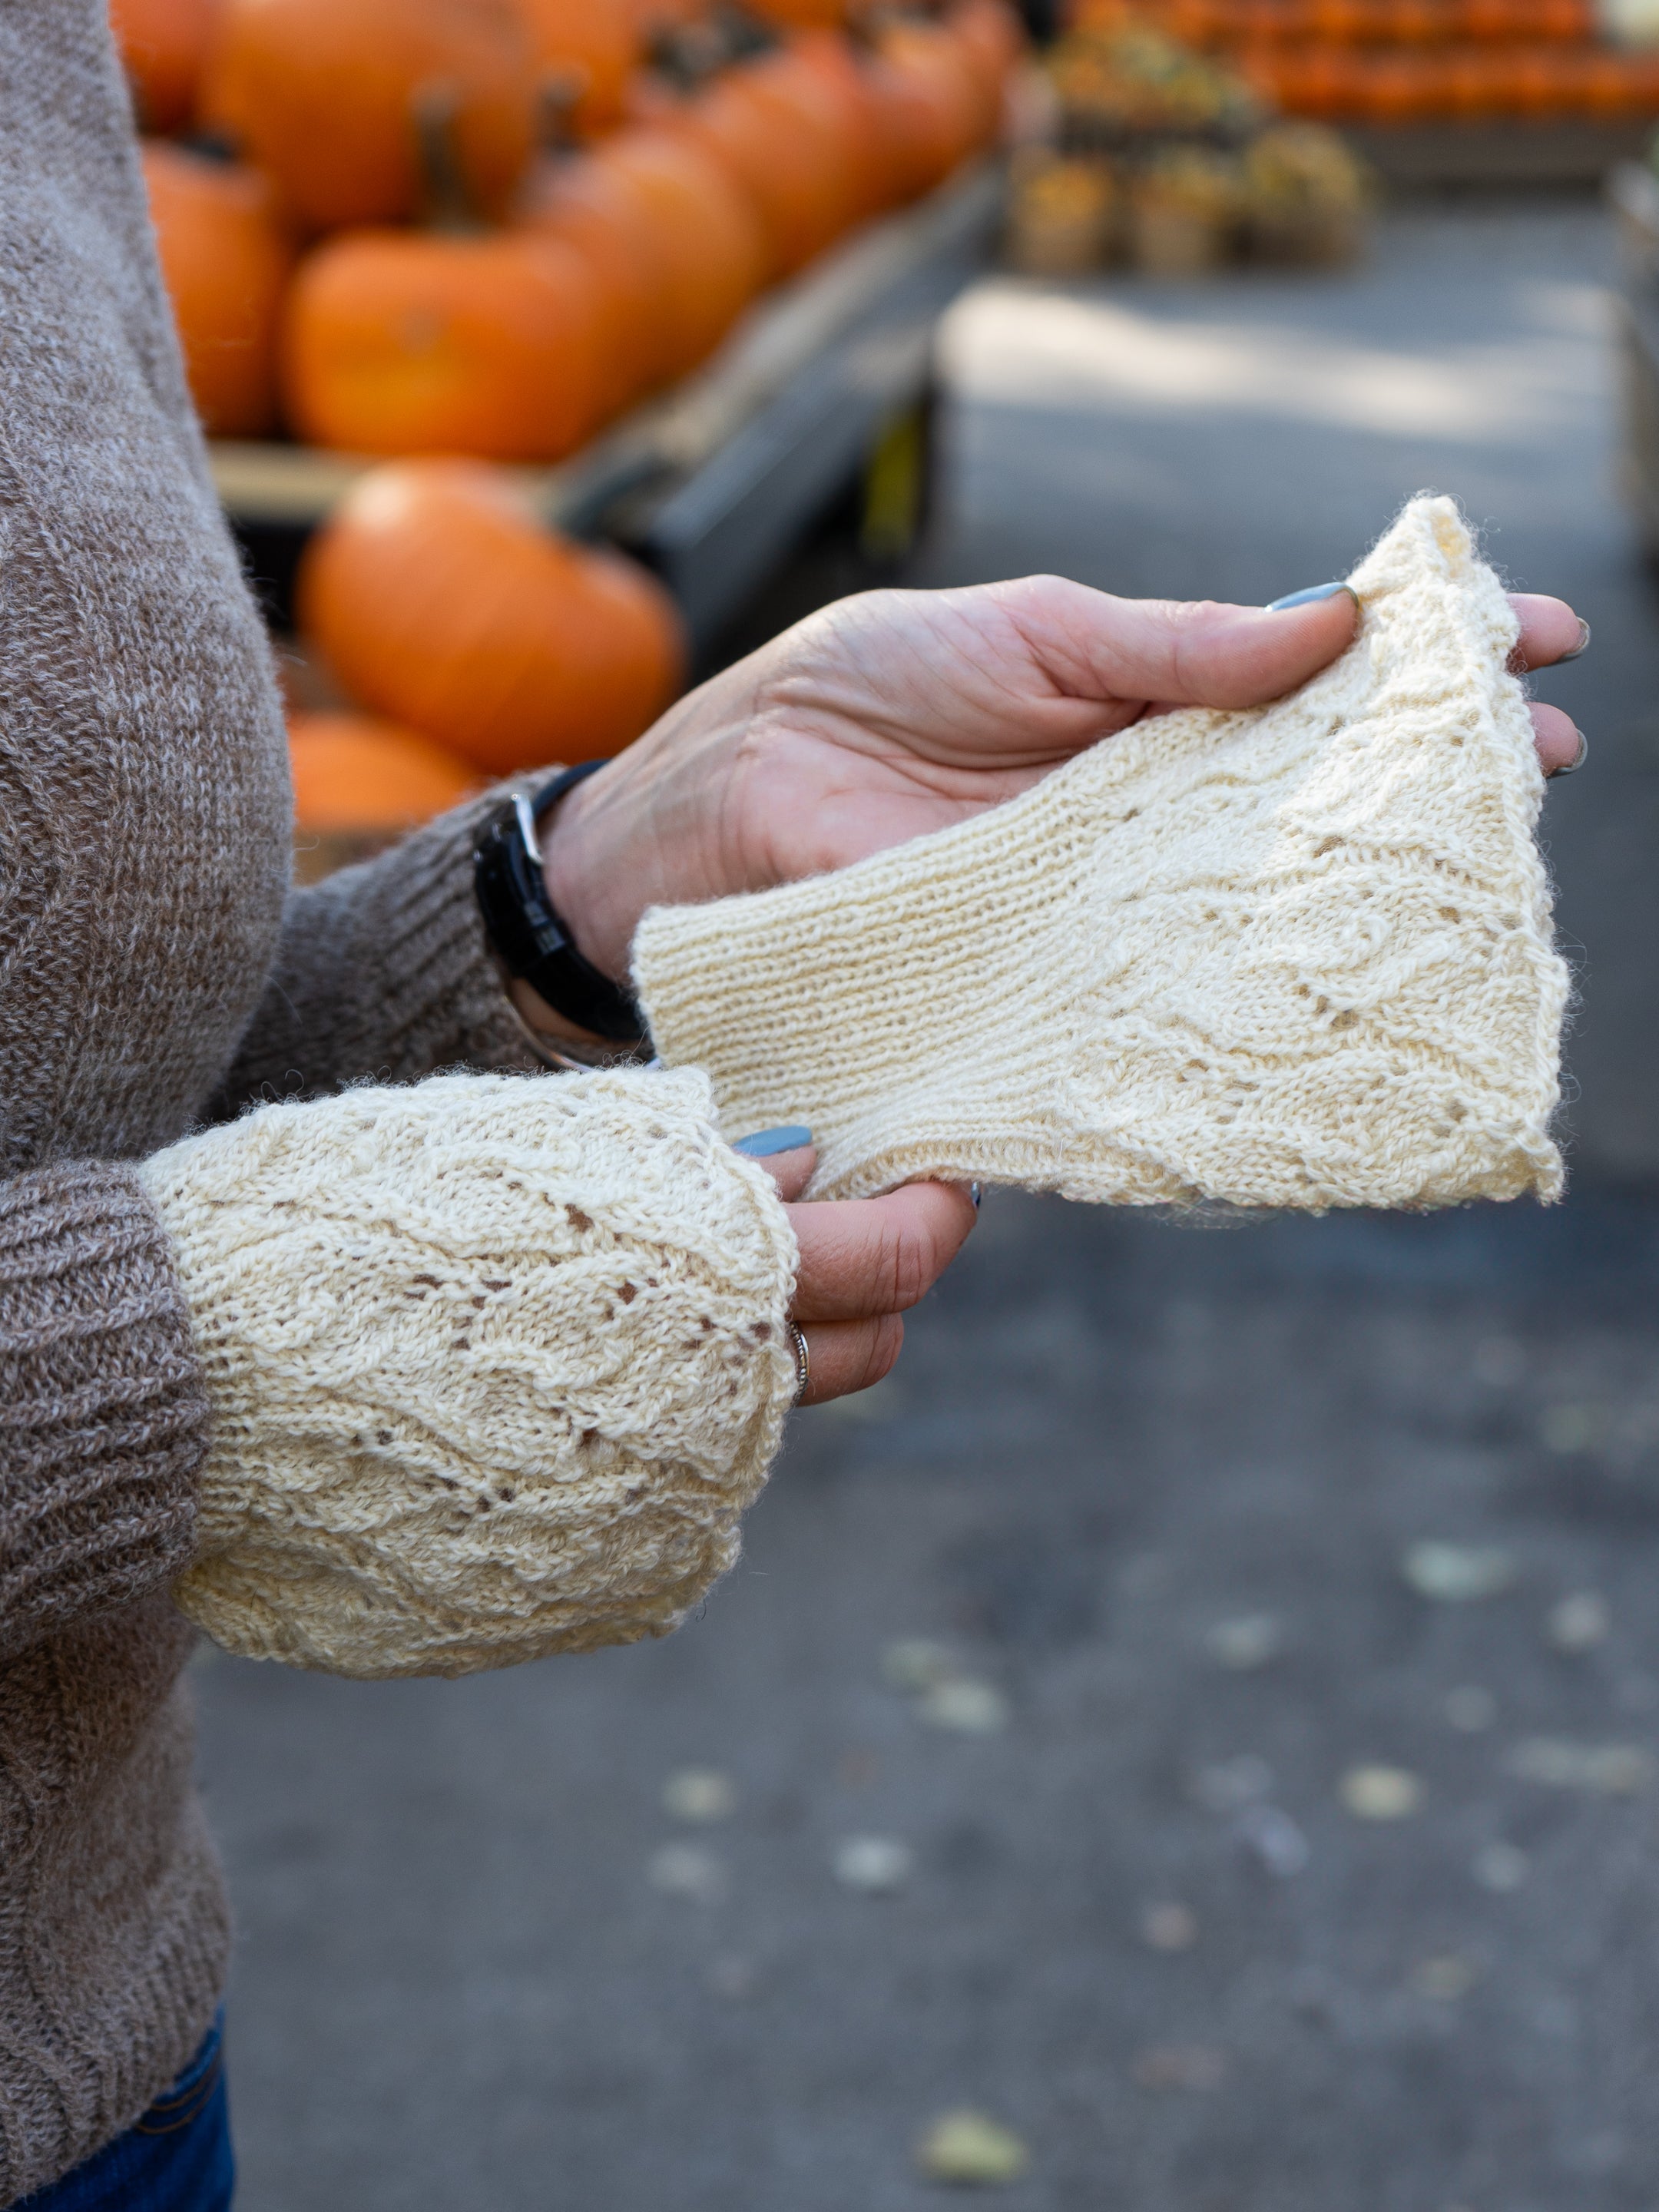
top-left (537, 766), bottom-right (630, 985)
top-left (473, 770), bottom-right (646, 1048)
top-left (538, 664), bottom-right (779, 982)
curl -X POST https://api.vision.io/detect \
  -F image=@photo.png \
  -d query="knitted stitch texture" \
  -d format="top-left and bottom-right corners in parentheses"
top-left (635, 496), bottom-right (1568, 1212)
top-left (0, 0), bottom-right (558, 2184)
top-left (0, 1164), bottom-right (206, 1664)
top-left (139, 1069), bottom-right (800, 1680)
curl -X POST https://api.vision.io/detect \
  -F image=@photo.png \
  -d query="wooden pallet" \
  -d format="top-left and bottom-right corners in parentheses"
top-left (1346, 118), bottom-right (1652, 190)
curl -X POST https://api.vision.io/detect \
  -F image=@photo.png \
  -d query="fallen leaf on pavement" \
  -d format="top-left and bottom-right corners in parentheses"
top-left (1190, 1753), bottom-right (1273, 1812)
top-left (662, 1769), bottom-right (735, 1823)
top-left (916, 2110), bottom-right (1030, 2186)
top-left (833, 1836), bottom-right (914, 1893)
top-left (919, 1678), bottom-right (1008, 1735)
top-left (1339, 1765), bottom-right (1424, 1820)
top-left (1402, 1542), bottom-right (1516, 1603)
top-left (1411, 1952), bottom-right (1478, 2000)
top-left (647, 1843), bottom-right (726, 1903)
top-left (1547, 1592), bottom-right (1610, 1653)
top-left (1141, 1901), bottom-right (1198, 1951)
top-left (883, 1639), bottom-right (959, 1694)
top-left (1205, 1614), bottom-right (1286, 1671)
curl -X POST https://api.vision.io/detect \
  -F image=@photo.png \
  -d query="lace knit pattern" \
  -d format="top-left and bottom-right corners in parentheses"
top-left (635, 497), bottom-right (1569, 1213)
top-left (141, 1070), bottom-right (800, 1680)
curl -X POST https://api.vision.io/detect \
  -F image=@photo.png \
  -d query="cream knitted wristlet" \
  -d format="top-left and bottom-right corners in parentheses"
top-left (634, 496), bottom-right (1570, 1214)
top-left (137, 1068), bottom-right (800, 1678)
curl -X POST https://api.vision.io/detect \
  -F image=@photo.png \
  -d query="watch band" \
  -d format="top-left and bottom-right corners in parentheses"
top-left (473, 760), bottom-right (649, 1047)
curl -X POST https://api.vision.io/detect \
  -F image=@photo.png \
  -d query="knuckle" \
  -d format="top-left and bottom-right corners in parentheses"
top-left (860, 1315), bottom-right (903, 1391)
top-left (880, 1220), bottom-right (932, 1311)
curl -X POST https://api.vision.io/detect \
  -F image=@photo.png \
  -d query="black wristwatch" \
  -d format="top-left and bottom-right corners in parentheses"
top-left (473, 760), bottom-right (649, 1048)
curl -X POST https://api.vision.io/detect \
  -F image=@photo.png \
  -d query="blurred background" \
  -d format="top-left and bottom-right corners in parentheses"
top-left (122, 0), bottom-right (1659, 2200)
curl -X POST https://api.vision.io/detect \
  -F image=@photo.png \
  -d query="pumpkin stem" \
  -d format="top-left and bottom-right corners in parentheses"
top-left (536, 67), bottom-right (589, 158)
top-left (710, 5), bottom-right (780, 61)
top-left (644, 22), bottom-right (724, 91)
top-left (412, 81), bottom-right (484, 234)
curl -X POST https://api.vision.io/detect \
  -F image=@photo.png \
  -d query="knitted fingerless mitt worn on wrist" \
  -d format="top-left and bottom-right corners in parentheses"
top-left (137, 1068), bottom-right (800, 1678)
top-left (634, 496), bottom-right (1570, 1214)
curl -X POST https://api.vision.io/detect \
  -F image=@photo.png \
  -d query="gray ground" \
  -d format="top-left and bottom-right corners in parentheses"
top-left (197, 201), bottom-right (1659, 2210)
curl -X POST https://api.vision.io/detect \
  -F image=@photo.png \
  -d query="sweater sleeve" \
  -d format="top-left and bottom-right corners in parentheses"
top-left (210, 791), bottom-right (553, 1111)
top-left (0, 1163), bottom-right (209, 1664)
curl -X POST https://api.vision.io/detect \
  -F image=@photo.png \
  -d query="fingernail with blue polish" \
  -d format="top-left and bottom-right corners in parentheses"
top-left (733, 1125), bottom-right (814, 1157)
top-left (1267, 581), bottom-right (1358, 612)
top-left (969, 1182), bottom-right (983, 1210)
top-left (1548, 727), bottom-right (1588, 777)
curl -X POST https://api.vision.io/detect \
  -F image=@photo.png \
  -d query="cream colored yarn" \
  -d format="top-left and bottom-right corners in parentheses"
top-left (139, 1068), bottom-right (800, 1677)
top-left (634, 496), bottom-right (1569, 1212)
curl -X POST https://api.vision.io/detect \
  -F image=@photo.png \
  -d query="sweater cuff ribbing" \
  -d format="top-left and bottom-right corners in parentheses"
top-left (358, 788), bottom-right (551, 1081)
top-left (214, 789), bottom-right (555, 1113)
top-left (0, 1161), bottom-right (208, 1661)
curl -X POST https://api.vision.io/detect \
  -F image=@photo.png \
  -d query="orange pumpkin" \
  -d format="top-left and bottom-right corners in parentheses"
top-left (788, 31), bottom-right (901, 224)
top-left (200, 0), bottom-right (537, 232)
top-left (513, 157), bottom-right (664, 409)
top-left (541, 129), bottom-right (767, 383)
top-left (672, 48), bottom-right (859, 277)
top-left (742, 0), bottom-right (848, 24)
top-left (282, 229), bottom-right (604, 462)
top-left (142, 142), bottom-right (293, 437)
top-left (868, 19), bottom-right (984, 201)
top-left (946, 0), bottom-right (1025, 133)
top-left (111, 0), bottom-right (223, 132)
top-left (296, 461), bottom-right (687, 772)
top-left (515, 0), bottom-right (641, 137)
top-left (290, 710), bottom-right (479, 833)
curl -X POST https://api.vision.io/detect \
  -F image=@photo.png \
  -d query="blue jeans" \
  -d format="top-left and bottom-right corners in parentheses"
top-left (14, 2012), bottom-right (233, 2212)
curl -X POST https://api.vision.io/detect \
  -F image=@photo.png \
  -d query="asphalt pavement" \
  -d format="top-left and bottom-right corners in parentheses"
top-left (194, 198), bottom-right (1659, 2211)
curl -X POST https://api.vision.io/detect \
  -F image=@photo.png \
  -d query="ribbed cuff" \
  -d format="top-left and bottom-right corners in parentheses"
top-left (0, 1161), bottom-right (208, 1661)
top-left (362, 787), bottom-right (555, 1081)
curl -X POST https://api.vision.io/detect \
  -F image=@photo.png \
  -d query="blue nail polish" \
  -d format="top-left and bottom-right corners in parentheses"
top-left (969, 1182), bottom-right (983, 1210)
top-left (733, 1125), bottom-right (814, 1157)
top-left (1267, 581), bottom-right (1356, 612)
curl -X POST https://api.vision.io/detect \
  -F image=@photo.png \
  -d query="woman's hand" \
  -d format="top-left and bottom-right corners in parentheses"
top-left (755, 1141), bottom-right (977, 1406)
top-left (538, 576), bottom-right (1589, 987)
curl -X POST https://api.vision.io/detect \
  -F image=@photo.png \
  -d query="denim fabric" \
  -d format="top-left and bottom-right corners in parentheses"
top-left (14, 2014), bottom-right (233, 2212)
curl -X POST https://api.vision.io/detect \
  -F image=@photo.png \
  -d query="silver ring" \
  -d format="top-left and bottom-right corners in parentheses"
top-left (787, 1320), bottom-right (810, 1405)
top-left (1551, 727), bottom-right (1588, 777)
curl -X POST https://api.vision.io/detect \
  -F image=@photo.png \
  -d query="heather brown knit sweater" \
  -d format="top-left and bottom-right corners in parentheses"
top-left (0, 8), bottom-right (548, 2196)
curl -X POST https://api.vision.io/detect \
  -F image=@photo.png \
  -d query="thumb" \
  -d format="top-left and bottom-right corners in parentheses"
top-left (997, 575), bottom-right (1361, 714)
top-left (733, 1131), bottom-right (817, 1200)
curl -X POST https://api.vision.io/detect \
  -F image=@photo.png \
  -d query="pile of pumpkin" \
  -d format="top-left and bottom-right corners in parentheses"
top-left (1008, 13), bottom-right (1369, 273)
top-left (1109, 0), bottom-right (1659, 122)
top-left (115, 0), bottom-right (1023, 856)
top-left (123, 0), bottom-right (1022, 454)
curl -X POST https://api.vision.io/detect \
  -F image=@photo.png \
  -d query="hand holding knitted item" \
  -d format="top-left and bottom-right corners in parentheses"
top-left (137, 1069), bottom-right (799, 1677)
top-left (634, 497), bottom-right (1571, 1214)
